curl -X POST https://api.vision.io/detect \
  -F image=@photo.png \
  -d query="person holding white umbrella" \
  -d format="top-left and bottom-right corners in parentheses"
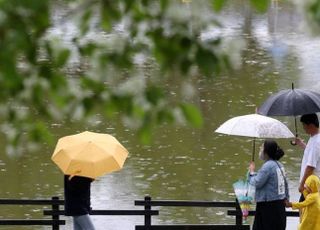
top-left (215, 113), bottom-right (293, 225)
top-left (249, 139), bottom-right (289, 230)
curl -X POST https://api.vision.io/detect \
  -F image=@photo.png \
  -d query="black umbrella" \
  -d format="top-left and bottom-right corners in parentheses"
top-left (257, 83), bottom-right (320, 139)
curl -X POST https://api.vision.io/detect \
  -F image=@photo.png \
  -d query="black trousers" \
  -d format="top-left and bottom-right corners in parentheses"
top-left (253, 199), bottom-right (286, 230)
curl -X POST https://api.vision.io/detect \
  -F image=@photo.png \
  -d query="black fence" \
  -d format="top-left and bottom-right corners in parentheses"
top-left (135, 196), bottom-right (251, 230)
top-left (0, 196), bottom-right (64, 229)
top-left (0, 196), bottom-right (299, 230)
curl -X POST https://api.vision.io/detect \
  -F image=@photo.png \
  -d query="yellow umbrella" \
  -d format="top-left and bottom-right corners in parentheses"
top-left (51, 131), bottom-right (129, 179)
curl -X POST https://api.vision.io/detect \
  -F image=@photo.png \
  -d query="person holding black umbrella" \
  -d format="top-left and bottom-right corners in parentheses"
top-left (295, 114), bottom-right (320, 202)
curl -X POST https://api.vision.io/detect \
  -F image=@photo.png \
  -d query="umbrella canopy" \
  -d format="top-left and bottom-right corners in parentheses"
top-left (257, 83), bottom-right (320, 137)
top-left (258, 85), bottom-right (320, 116)
top-left (215, 114), bottom-right (294, 139)
top-left (51, 131), bottom-right (129, 179)
top-left (215, 114), bottom-right (294, 161)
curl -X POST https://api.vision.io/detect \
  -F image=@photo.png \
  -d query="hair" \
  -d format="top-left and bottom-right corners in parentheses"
top-left (300, 113), bottom-right (319, 128)
top-left (263, 139), bottom-right (284, 161)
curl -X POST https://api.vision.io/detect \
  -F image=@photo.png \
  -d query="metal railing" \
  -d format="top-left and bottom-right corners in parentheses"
top-left (0, 196), bottom-right (158, 229)
top-left (0, 196), bottom-right (299, 230)
top-left (135, 196), bottom-right (251, 230)
top-left (0, 196), bottom-right (64, 229)
top-left (134, 196), bottom-right (300, 230)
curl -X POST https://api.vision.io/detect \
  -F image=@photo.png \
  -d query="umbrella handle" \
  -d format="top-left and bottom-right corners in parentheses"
top-left (252, 138), bottom-right (256, 162)
top-left (290, 133), bottom-right (298, 146)
top-left (290, 140), bottom-right (297, 146)
top-left (290, 116), bottom-right (298, 146)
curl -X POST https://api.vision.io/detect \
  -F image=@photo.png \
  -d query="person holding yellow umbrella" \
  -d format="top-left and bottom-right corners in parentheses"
top-left (51, 131), bottom-right (129, 230)
top-left (64, 175), bottom-right (95, 230)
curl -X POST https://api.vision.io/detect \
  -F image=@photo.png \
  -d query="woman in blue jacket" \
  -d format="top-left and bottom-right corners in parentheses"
top-left (249, 139), bottom-right (289, 230)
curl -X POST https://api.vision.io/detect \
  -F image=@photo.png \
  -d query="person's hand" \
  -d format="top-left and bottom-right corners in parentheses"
top-left (298, 183), bottom-right (304, 193)
top-left (249, 161), bottom-right (255, 173)
top-left (284, 199), bottom-right (292, 208)
top-left (295, 137), bottom-right (306, 149)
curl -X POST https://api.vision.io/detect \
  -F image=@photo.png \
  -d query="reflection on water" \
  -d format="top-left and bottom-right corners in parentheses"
top-left (1, 1), bottom-right (320, 229)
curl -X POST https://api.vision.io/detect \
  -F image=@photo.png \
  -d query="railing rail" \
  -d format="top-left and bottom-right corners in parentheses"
top-left (0, 198), bottom-right (64, 205)
top-left (43, 210), bottom-right (159, 216)
top-left (228, 209), bottom-right (300, 217)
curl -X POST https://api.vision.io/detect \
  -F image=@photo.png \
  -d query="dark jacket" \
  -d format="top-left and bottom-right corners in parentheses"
top-left (64, 175), bottom-right (93, 216)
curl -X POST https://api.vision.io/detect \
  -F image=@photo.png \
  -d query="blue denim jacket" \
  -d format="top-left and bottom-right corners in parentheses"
top-left (249, 160), bottom-right (289, 202)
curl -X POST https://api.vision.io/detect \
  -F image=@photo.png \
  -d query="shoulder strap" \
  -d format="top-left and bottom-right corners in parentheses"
top-left (274, 161), bottom-right (289, 199)
top-left (274, 161), bottom-right (285, 177)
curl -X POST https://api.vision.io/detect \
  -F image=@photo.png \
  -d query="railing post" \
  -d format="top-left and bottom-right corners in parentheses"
top-left (51, 196), bottom-right (60, 230)
top-left (235, 199), bottom-right (243, 226)
top-left (144, 196), bottom-right (152, 228)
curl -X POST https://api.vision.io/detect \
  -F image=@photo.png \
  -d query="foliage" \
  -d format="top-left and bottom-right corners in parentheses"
top-left (295, 0), bottom-right (320, 34)
top-left (1, 0), bottom-right (313, 155)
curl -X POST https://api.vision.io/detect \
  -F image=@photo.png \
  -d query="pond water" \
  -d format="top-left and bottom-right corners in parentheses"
top-left (1, 1), bottom-right (320, 229)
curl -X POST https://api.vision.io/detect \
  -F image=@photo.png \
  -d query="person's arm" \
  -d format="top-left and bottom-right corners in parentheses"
top-left (299, 166), bottom-right (314, 193)
top-left (249, 162), bottom-right (270, 188)
top-left (291, 195), bottom-right (316, 209)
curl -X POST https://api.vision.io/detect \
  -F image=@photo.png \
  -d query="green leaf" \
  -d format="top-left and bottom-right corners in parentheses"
top-left (138, 114), bottom-right (153, 144)
top-left (196, 47), bottom-right (220, 77)
top-left (309, 1), bottom-right (320, 22)
top-left (250, 0), bottom-right (269, 13)
top-left (55, 49), bottom-right (70, 67)
top-left (78, 43), bottom-right (98, 56)
top-left (180, 104), bottom-right (203, 128)
top-left (103, 101), bottom-right (117, 118)
top-left (160, 0), bottom-right (169, 11)
top-left (146, 86), bottom-right (164, 105)
top-left (212, 0), bottom-right (227, 12)
top-left (157, 109), bottom-right (174, 124)
top-left (138, 126), bottom-right (152, 144)
top-left (100, 1), bottom-right (121, 31)
top-left (80, 9), bottom-right (92, 35)
top-left (111, 95), bottom-right (133, 114)
top-left (31, 121), bottom-right (53, 144)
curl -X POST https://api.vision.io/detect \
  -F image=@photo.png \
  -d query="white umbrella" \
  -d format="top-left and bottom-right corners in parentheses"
top-left (215, 114), bottom-right (294, 161)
